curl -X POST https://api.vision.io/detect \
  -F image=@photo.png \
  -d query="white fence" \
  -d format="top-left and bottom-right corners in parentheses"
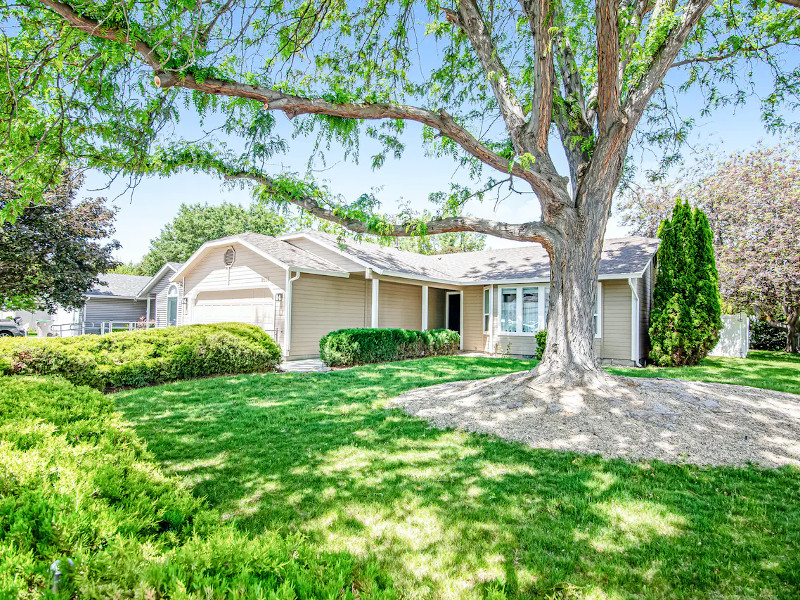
top-left (709, 313), bottom-right (749, 358)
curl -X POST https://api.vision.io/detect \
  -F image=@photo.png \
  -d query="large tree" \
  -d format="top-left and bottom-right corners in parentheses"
top-left (2, 0), bottom-right (799, 388)
top-left (620, 144), bottom-right (800, 352)
top-left (138, 201), bottom-right (293, 275)
top-left (0, 170), bottom-right (119, 311)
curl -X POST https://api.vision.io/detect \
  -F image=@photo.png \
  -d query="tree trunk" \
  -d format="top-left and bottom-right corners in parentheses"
top-left (786, 308), bottom-right (800, 354)
top-left (532, 198), bottom-right (614, 389)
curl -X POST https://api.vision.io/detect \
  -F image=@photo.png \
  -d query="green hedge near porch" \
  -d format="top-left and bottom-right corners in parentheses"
top-left (319, 328), bottom-right (460, 367)
top-left (0, 323), bottom-right (282, 391)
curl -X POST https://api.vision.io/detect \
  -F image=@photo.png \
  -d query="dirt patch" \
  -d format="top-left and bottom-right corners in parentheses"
top-left (390, 373), bottom-right (800, 468)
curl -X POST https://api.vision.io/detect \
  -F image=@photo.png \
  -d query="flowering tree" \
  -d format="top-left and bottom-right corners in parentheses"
top-left (2, 0), bottom-right (799, 387)
top-left (620, 144), bottom-right (800, 352)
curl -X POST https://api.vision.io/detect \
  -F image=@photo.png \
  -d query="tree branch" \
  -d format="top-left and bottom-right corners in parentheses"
top-left (519, 0), bottom-right (556, 154)
top-left (596, 0), bottom-right (621, 133)
top-left (670, 42), bottom-right (782, 69)
top-left (36, 0), bottom-right (557, 197)
top-left (221, 170), bottom-right (558, 244)
top-left (441, 1), bottom-right (526, 146)
top-left (624, 0), bottom-right (715, 123)
top-left (776, 0), bottom-right (799, 8)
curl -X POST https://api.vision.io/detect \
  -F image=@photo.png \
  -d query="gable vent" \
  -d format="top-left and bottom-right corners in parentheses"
top-left (223, 247), bottom-right (236, 267)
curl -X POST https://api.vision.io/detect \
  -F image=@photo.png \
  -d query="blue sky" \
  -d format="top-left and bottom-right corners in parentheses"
top-left (87, 74), bottom-right (783, 264)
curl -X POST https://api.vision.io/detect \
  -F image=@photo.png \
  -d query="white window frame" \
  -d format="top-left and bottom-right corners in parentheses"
top-left (167, 284), bottom-right (179, 327)
top-left (497, 285), bottom-right (549, 336)
top-left (482, 286), bottom-right (491, 334)
top-left (594, 282), bottom-right (603, 338)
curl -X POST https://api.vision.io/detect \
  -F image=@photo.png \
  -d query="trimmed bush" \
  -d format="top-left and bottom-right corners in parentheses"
top-left (534, 330), bottom-right (547, 361)
top-left (0, 376), bottom-right (396, 598)
top-left (319, 328), bottom-right (460, 367)
top-left (0, 323), bottom-right (282, 391)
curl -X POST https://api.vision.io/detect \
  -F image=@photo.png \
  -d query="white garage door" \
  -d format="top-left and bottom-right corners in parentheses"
top-left (192, 288), bottom-right (274, 329)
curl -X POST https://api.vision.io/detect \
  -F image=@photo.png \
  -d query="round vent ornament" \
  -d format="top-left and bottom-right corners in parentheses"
top-left (224, 247), bottom-right (236, 267)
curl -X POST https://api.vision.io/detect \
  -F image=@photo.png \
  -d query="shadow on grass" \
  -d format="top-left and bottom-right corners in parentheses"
top-left (115, 356), bottom-right (800, 600)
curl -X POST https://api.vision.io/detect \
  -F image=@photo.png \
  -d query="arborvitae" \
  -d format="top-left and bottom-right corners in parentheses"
top-left (690, 208), bottom-right (723, 361)
top-left (650, 200), bottom-right (722, 366)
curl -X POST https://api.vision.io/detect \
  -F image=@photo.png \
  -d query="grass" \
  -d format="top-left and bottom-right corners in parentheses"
top-left (608, 350), bottom-right (800, 395)
top-left (115, 354), bottom-right (800, 599)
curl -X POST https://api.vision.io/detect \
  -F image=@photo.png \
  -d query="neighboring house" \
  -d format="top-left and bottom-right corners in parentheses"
top-left (169, 231), bottom-right (659, 365)
top-left (14, 266), bottom-right (185, 335)
top-left (81, 273), bottom-right (153, 334)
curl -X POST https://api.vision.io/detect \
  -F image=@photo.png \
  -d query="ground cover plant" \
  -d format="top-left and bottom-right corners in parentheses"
top-left (0, 376), bottom-right (396, 598)
top-left (319, 328), bottom-right (460, 367)
top-left (115, 354), bottom-right (800, 600)
top-left (0, 322), bottom-right (281, 390)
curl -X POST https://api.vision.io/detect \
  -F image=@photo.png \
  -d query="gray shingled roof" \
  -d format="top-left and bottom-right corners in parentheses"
top-left (88, 273), bottom-right (152, 298)
top-left (214, 232), bottom-right (348, 274)
top-left (165, 261), bottom-right (184, 271)
top-left (295, 231), bottom-right (658, 283)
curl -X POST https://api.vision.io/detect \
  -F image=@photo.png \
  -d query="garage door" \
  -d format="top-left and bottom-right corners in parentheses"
top-left (192, 288), bottom-right (274, 329)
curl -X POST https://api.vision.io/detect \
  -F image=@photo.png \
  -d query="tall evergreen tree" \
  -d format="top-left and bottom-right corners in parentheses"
top-left (650, 200), bottom-right (722, 366)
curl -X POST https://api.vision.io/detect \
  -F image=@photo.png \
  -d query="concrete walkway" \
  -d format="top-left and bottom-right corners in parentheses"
top-left (279, 358), bottom-right (331, 373)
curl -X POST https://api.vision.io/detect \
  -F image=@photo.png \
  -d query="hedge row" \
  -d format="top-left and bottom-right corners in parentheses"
top-left (0, 323), bottom-right (282, 391)
top-left (0, 376), bottom-right (397, 598)
top-left (319, 328), bottom-right (460, 367)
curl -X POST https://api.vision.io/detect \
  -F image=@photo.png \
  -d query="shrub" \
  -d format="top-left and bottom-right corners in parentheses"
top-left (0, 376), bottom-right (396, 598)
top-left (650, 200), bottom-right (723, 367)
top-left (750, 318), bottom-right (786, 351)
top-left (534, 329), bottom-right (547, 361)
top-left (319, 328), bottom-right (460, 367)
top-left (0, 323), bottom-right (282, 391)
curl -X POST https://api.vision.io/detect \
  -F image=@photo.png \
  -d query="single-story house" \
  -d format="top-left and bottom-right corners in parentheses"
top-left (168, 231), bottom-right (659, 365)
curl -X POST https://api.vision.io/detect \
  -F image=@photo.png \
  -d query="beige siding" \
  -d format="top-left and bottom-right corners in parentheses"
top-left (284, 238), bottom-right (365, 272)
top-left (461, 287), bottom-right (484, 351)
top-left (182, 244), bottom-right (287, 294)
top-left (596, 279), bottom-right (632, 362)
top-left (290, 274), bottom-right (369, 357)
top-left (378, 281), bottom-right (422, 330)
top-left (427, 287), bottom-right (446, 330)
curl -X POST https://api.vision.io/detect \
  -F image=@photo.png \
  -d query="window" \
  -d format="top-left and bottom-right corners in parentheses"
top-left (593, 283), bottom-right (602, 338)
top-left (167, 284), bottom-right (179, 327)
top-left (483, 287), bottom-right (491, 333)
top-left (499, 285), bottom-right (549, 334)
top-left (500, 288), bottom-right (517, 332)
top-left (521, 287), bottom-right (539, 332)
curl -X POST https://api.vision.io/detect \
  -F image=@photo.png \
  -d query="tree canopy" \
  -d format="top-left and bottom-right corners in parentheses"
top-left (0, 170), bottom-right (119, 311)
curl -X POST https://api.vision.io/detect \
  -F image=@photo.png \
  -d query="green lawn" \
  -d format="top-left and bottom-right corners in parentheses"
top-left (608, 350), bottom-right (800, 395)
top-left (115, 355), bottom-right (800, 599)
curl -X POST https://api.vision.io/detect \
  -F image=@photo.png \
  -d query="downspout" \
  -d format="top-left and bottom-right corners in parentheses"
top-left (628, 278), bottom-right (642, 367)
top-left (284, 270), bottom-right (300, 358)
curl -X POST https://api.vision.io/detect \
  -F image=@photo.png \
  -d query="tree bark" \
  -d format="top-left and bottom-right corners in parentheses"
top-left (786, 308), bottom-right (800, 354)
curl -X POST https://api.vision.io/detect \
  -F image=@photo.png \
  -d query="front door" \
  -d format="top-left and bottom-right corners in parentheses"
top-left (446, 292), bottom-right (461, 333)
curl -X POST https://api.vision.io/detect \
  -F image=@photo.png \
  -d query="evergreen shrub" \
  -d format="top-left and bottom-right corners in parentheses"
top-left (649, 200), bottom-right (723, 366)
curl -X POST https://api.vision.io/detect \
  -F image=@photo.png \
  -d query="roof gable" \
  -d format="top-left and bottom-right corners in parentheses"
top-left (170, 232), bottom-right (349, 282)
